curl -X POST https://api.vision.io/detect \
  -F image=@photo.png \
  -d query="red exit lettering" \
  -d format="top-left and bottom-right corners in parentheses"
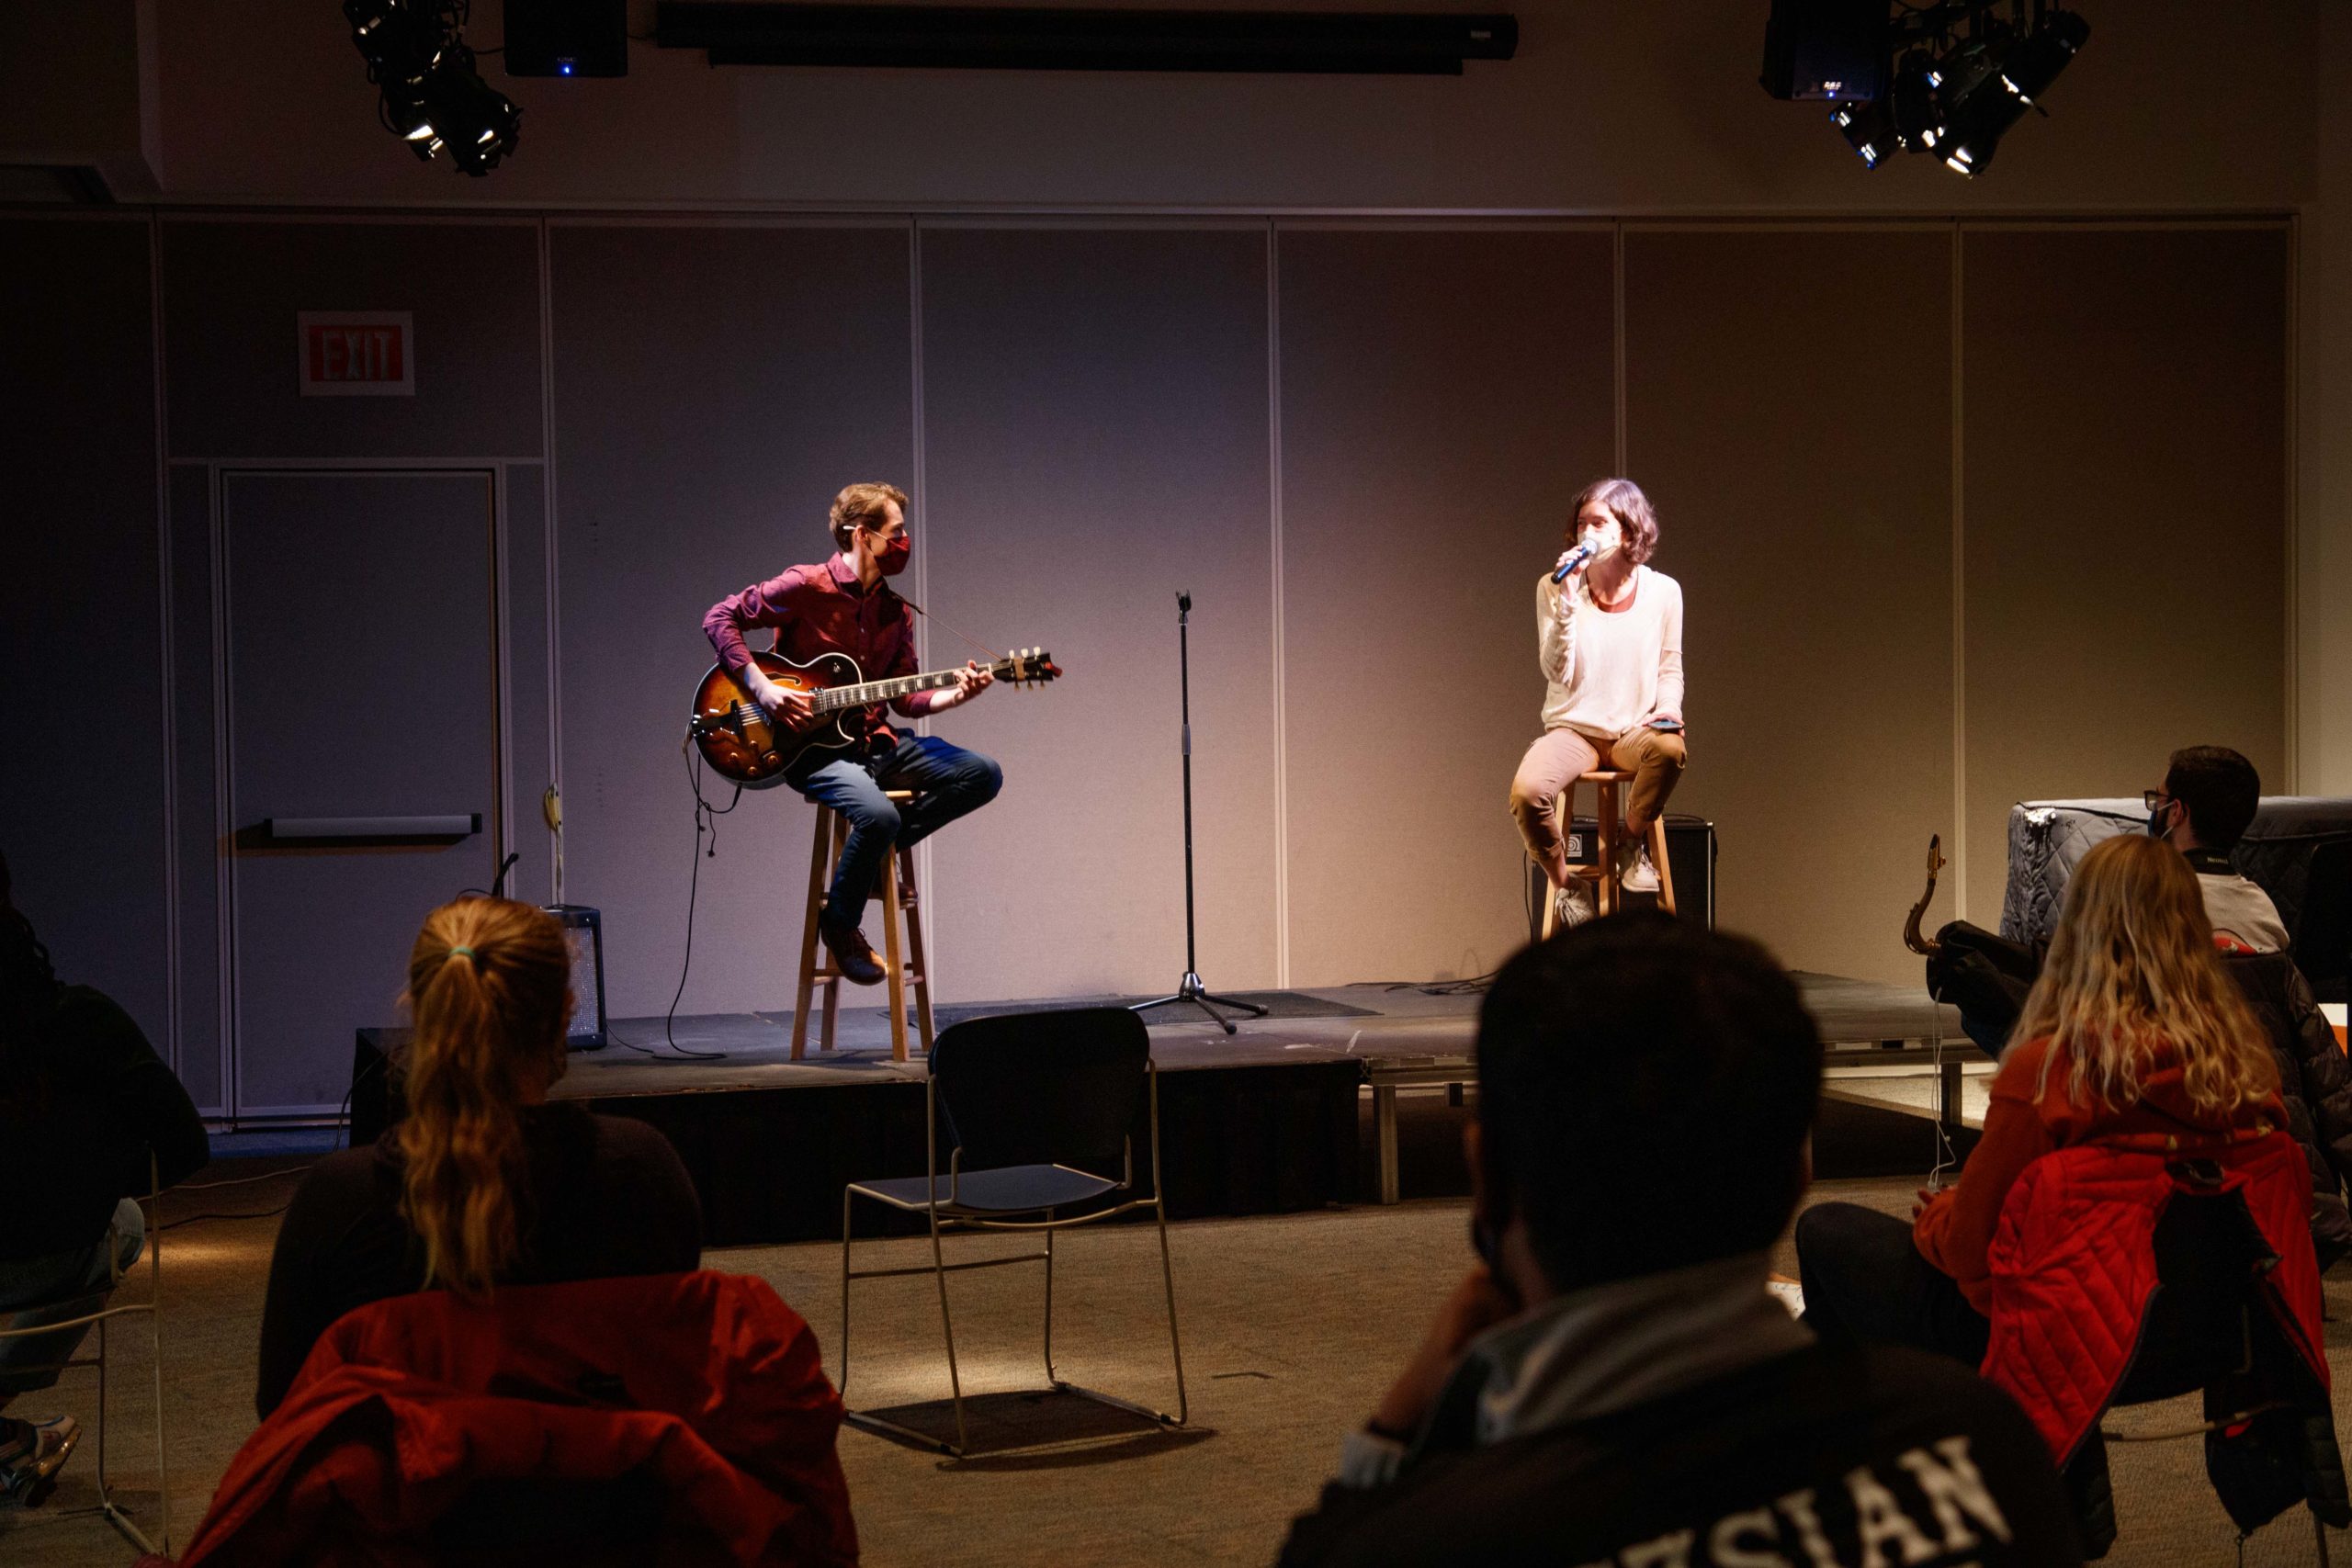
top-left (296, 312), bottom-right (414, 396)
top-left (308, 324), bottom-right (403, 382)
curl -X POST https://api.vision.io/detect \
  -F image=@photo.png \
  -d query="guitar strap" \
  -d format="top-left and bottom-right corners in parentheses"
top-left (895, 593), bottom-right (1002, 666)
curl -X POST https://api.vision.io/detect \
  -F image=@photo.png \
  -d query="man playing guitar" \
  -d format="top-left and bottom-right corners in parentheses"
top-left (702, 482), bottom-right (1001, 985)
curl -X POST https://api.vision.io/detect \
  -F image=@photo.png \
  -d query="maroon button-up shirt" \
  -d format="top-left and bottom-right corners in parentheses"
top-left (703, 554), bottom-right (933, 747)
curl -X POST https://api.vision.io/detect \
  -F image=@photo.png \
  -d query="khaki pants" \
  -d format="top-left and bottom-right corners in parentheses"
top-left (1509, 725), bottom-right (1688, 884)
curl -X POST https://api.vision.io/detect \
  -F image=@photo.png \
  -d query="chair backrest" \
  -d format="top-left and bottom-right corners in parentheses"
top-left (2107, 1178), bottom-right (2274, 1408)
top-left (928, 1008), bottom-right (1151, 1173)
top-left (2292, 839), bottom-right (2352, 999)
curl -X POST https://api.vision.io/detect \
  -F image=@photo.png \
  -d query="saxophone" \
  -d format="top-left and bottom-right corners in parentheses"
top-left (1903, 834), bottom-right (1948, 957)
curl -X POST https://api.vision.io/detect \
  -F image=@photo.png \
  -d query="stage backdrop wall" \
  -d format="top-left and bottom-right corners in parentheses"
top-left (1, 212), bottom-right (2292, 1115)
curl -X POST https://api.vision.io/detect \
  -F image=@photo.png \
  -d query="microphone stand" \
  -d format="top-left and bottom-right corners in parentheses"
top-left (1133, 591), bottom-right (1268, 1035)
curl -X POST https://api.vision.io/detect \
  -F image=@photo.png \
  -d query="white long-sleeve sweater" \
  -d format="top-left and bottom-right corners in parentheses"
top-left (1536, 565), bottom-right (1684, 738)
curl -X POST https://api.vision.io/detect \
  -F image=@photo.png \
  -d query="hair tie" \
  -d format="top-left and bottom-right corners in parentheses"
top-left (447, 945), bottom-right (477, 962)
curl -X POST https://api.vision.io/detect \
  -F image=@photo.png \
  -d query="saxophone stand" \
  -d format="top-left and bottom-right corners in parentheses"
top-left (1133, 591), bottom-right (1268, 1036)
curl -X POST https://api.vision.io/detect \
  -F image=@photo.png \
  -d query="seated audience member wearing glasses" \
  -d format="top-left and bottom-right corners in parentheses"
top-left (255, 897), bottom-right (702, 1416)
top-left (0, 852), bottom-right (209, 1504)
top-left (1926, 747), bottom-right (2352, 1266)
top-left (1280, 915), bottom-right (2080, 1568)
top-left (1933, 746), bottom-right (2290, 1057)
top-left (2144, 745), bottom-right (2289, 953)
top-left (1801, 833), bottom-right (2295, 1369)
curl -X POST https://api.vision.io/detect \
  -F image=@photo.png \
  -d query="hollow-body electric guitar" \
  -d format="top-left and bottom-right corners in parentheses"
top-left (688, 647), bottom-right (1060, 787)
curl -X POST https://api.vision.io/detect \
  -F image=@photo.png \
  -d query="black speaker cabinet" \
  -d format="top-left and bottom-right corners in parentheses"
top-left (1526, 812), bottom-right (1717, 938)
top-left (504, 0), bottom-right (630, 76)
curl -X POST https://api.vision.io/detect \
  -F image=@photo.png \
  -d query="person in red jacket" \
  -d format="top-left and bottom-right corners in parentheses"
top-left (1798, 832), bottom-right (2287, 1360)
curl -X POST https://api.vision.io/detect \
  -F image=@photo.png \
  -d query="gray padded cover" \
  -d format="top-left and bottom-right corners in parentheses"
top-left (2000, 796), bottom-right (2352, 948)
top-left (2000, 799), bottom-right (2143, 945)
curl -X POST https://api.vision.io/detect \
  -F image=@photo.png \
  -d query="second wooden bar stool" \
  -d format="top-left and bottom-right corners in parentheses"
top-left (1539, 769), bottom-right (1678, 939)
top-left (793, 791), bottom-right (934, 1063)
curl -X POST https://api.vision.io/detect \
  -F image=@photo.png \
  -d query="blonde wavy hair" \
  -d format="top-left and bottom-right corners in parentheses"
top-left (2014, 834), bottom-right (2277, 1116)
top-left (398, 897), bottom-right (572, 1296)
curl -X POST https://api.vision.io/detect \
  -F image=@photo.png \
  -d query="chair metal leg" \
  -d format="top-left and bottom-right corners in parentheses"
top-left (151, 1204), bottom-right (167, 1558)
top-left (2317, 1509), bottom-right (2333, 1568)
top-left (839, 1190), bottom-right (855, 1400)
top-left (930, 1203), bottom-right (967, 1456)
top-left (1156, 1194), bottom-right (1190, 1427)
top-left (94, 1312), bottom-right (109, 1490)
top-left (1374, 1085), bottom-right (1401, 1204)
top-left (1042, 1213), bottom-right (1057, 1384)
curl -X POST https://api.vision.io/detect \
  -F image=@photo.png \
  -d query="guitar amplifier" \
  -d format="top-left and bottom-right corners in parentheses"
top-left (545, 904), bottom-right (608, 1050)
top-left (1526, 813), bottom-right (1717, 936)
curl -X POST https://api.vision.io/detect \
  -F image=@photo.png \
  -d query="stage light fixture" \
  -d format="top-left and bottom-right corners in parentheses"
top-left (1998, 8), bottom-right (2088, 106)
top-left (345, 0), bottom-right (522, 175)
top-left (1831, 98), bottom-right (1895, 168)
top-left (1770, 4), bottom-right (2087, 177)
top-left (1886, 52), bottom-right (1942, 152)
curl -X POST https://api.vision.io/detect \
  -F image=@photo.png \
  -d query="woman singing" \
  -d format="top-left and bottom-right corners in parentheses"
top-left (1509, 478), bottom-right (1687, 929)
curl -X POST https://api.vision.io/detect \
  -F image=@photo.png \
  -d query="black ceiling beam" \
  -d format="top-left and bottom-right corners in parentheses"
top-left (656, 3), bottom-right (1517, 74)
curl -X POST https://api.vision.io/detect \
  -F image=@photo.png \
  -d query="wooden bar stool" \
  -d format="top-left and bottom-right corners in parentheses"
top-left (792, 790), bottom-right (934, 1063)
top-left (1539, 769), bottom-right (1677, 938)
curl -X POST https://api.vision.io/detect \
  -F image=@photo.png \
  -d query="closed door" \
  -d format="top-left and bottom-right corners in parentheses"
top-left (224, 469), bottom-right (501, 1117)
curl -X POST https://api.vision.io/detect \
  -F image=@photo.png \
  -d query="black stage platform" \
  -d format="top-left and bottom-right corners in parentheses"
top-left (353, 976), bottom-right (1962, 1246)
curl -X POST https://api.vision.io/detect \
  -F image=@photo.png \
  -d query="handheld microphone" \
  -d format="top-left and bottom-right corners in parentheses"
top-left (1551, 540), bottom-right (1599, 584)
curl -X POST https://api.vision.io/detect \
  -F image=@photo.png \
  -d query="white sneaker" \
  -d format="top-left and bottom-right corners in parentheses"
top-left (1619, 840), bottom-right (1660, 894)
top-left (1766, 1279), bottom-right (1806, 1318)
top-left (1552, 881), bottom-right (1595, 931)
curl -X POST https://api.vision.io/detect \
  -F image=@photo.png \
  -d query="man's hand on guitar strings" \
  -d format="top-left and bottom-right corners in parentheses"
top-left (749, 672), bottom-right (818, 731)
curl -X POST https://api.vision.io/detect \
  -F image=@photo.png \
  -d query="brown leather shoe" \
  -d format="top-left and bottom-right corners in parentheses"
top-left (818, 910), bottom-right (886, 986)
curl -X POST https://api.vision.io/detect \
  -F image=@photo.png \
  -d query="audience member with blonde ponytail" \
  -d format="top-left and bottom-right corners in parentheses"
top-left (1795, 832), bottom-right (2286, 1362)
top-left (255, 897), bottom-right (702, 1416)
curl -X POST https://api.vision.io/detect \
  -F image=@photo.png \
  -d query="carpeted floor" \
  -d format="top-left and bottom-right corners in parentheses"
top-left (6, 1106), bottom-right (2349, 1565)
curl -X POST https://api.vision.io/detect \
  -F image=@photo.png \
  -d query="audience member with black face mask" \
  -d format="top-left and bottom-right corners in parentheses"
top-left (1279, 915), bottom-right (2080, 1568)
top-left (1921, 746), bottom-right (2352, 1265)
top-left (0, 851), bottom-right (209, 1506)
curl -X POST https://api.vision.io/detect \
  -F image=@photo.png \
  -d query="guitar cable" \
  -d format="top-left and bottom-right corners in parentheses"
top-left (610, 746), bottom-right (738, 1063)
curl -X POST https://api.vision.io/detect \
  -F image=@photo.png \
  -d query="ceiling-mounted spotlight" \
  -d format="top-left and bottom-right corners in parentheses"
top-left (1886, 51), bottom-right (1942, 152)
top-left (419, 44), bottom-right (522, 174)
top-left (1831, 98), bottom-right (1896, 168)
top-left (1999, 8), bottom-right (2089, 106)
top-left (345, 0), bottom-right (522, 175)
top-left (1929, 28), bottom-right (2028, 176)
top-left (1766, 3), bottom-right (2089, 178)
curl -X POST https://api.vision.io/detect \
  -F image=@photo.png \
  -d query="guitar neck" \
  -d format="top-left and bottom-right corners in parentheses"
top-left (811, 666), bottom-right (975, 714)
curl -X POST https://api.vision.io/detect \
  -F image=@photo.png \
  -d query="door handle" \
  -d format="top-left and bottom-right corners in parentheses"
top-left (260, 814), bottom-right (481, 842)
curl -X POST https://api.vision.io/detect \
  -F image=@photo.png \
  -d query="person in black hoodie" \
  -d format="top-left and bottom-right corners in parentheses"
top-left (1279, 916), bottom-right (2080, 1568)
top-left (0, 852), bottom-right (209, 1505)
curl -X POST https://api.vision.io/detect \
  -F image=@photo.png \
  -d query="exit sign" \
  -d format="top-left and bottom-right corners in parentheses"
top-left (297, 311), bottom-right (414, 396)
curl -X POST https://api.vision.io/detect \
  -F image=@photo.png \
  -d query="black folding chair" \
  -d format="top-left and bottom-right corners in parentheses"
top-left (2079, 1170), bottom-right (2350, 1561)
top-left (2292, 840), bottom-right (2352, 1003)
top-left (0, 1154), bottom-right (169, 1555)
top-left (839, 1008), bottom-right (1187, 1457)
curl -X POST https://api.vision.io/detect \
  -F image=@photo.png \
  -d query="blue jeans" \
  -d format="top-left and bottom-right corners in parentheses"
top-left (0, 1199), bottom-right (144, 1400)
top-left (788, 735), bottom-right (1003, 927)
